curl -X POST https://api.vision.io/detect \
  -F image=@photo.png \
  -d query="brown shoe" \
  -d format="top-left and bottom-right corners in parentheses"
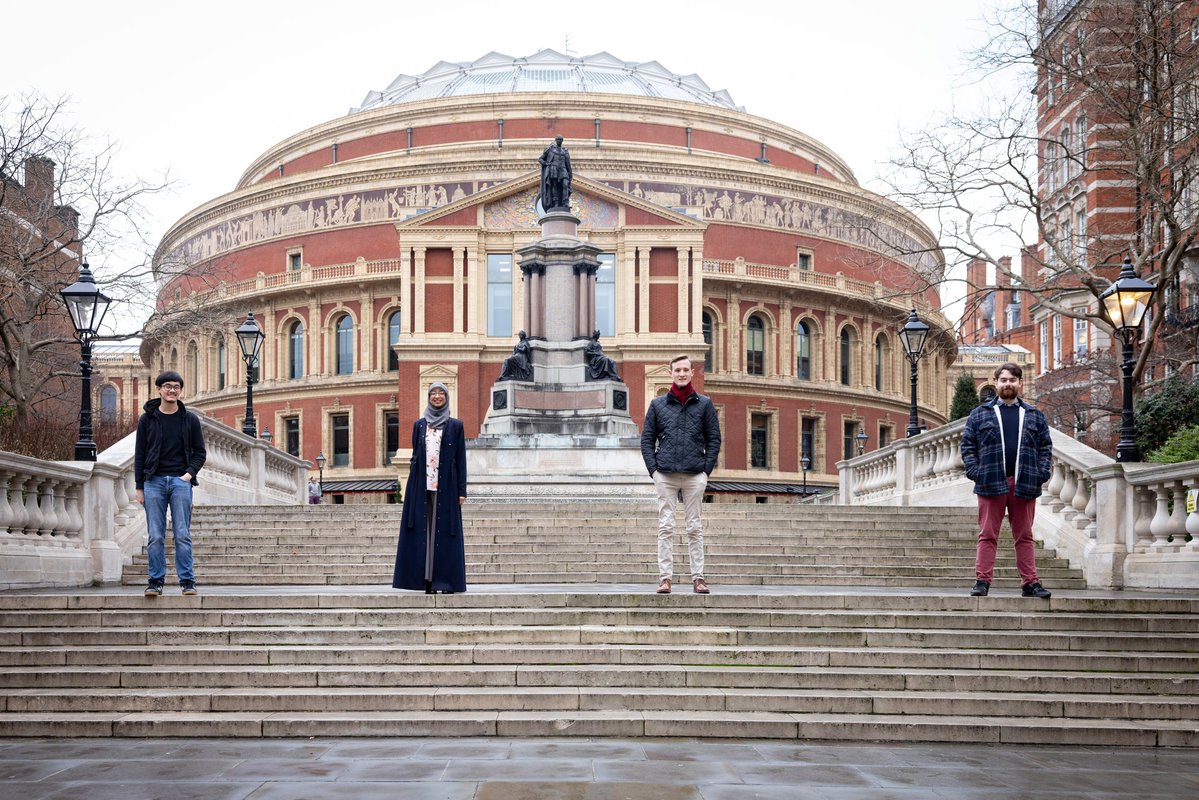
top-left (693, 578), bottom-right (710, 594)
top-left (657, 578), bottom-right (671, 594)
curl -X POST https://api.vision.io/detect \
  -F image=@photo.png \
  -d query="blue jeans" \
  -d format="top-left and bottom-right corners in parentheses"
top-left (143, 474), bottom-right (194, 583)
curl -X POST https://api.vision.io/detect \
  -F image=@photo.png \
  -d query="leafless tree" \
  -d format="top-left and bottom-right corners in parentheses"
top-left (884, 0), bottom-right (1199, 389)
top-left (1, 92), bottom-right (230, 438)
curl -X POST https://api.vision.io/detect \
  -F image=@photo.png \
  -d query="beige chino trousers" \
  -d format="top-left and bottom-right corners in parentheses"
top-left (652, 470), bottom-right (707, 581)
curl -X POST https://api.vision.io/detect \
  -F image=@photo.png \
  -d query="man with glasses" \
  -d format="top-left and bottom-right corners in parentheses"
top-left (134, 370), bottom-right (207, 596)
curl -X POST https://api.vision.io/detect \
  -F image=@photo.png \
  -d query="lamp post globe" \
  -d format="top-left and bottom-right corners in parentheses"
top-left (856, 429), bottom-right (868, 456)
top-left (315, 451), bottom-right (327, 496)
top-left (899, 309), bottom-right (930, 438)
top-left (1099, 257), bottom-right (1156, 463)
top-left (235, 312), bottom-right (265, 437)
top-left (59, 263), bottom-right (112, 461)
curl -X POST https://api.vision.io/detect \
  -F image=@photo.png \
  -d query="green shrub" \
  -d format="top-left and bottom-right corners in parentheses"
top-left (1136, 377), bottom-right (1199, 455)
top-left (1146, 424), bottom-right (1199, 465)
top-left (949, 375), bottom-right (980, 421)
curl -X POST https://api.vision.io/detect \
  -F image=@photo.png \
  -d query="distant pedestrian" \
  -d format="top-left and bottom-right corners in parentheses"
top-left (960, 362), bottom-right (1053, 599)
top-left (393, 382), bottom-right (468, 594)
top-left (640, 354), bottom-right (721, 595)
top-left (308, 477), bottom-right (322, 504)
top-left (134, 370), bottom-right (207, 597)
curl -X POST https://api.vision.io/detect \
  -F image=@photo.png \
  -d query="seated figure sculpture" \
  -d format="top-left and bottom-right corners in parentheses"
top-left (499, 331), bottom-right (534, 381)
top-left (584, 329), bottom-right (620, 381)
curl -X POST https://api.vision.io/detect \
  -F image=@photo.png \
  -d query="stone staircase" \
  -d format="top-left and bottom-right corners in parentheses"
top-left (120, 503), bottom-right (1087, 589)
top-left (3, 502), bottom-right (1196, 745)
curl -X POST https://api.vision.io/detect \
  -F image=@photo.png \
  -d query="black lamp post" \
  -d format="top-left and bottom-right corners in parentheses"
top-left (856, 428), bottom-right (868, 456)
top-left (1099, 256), bottom-right (1156, 463)
top-left (59, 263), bottom-right (112, 461)
top-left (235, 312), bottom-right (265, 437)
top-left (899, 309), bottom-right (930, 438)
top-left (801, 454), bottom-right (810, 497)
top-left (315, 451), bottom-right (326, 500)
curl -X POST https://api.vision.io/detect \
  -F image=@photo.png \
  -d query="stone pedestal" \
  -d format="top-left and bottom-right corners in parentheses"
top-left (471, 209), bottom-right (650, 500)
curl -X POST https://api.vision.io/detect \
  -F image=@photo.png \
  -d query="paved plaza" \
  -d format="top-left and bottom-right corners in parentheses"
top-left (2, 736), bottom-right (1198, 800)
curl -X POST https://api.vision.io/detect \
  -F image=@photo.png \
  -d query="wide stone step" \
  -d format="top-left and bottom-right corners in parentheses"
top-left (0, 709), bottom-right (1193, 745)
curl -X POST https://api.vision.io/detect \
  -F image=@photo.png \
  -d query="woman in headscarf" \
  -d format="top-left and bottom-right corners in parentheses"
top-left (393, 382), bottom-right (468, 593)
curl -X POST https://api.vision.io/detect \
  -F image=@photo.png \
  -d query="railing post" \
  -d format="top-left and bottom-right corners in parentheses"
top-left (892, 438), bottom-right (914, 506)
top-left (1085, 463), bottom-right (1130, 589)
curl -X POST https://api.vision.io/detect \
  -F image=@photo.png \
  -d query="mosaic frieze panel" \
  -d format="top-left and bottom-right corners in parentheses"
top-left (482, 188), bottom-right (618, 230)
top-left (606, 180), bottom-right (939, 276)
top-left (169, 174), bottom-right (936, 279)
top-left (170, 181), bottom-right (493, 264)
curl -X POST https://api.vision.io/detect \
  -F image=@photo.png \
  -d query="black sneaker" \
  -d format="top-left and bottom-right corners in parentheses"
top-left (970, 580), bottom-right (990, 597)
top-left (1022, 581), bottom-right (1051, 599)
top-left (180, 580), bottom-right (198, 596)
top-left (144, 580), bottom-right (164, 597)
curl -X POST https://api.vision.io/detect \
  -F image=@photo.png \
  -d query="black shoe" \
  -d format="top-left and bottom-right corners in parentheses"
top-left (1022, 581), bottom-right (1051, 599)
top-left (970, 580), bottom-right (990, 597)
top-left (144, 580), bottom-right (164, 597)
top-left (180, 580), bottom-right (198, 596)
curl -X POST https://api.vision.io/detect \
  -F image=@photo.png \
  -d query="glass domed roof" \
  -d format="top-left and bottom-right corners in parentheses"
top-left (352, 50), bottom-right (742, 113)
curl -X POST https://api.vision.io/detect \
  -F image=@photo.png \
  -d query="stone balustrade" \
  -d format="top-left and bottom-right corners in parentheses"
top-left (0, 414), bottom-right (309, 590)
top-left (838, 419), bottom-right (1199, 590)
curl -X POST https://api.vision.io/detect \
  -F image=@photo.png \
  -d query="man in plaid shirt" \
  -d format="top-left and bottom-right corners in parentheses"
top-left (960, 362), bottom-right (1054, 599)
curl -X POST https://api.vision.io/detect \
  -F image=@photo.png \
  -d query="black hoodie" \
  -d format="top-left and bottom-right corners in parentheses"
top-left (134, 397), bottom-right (207, 490)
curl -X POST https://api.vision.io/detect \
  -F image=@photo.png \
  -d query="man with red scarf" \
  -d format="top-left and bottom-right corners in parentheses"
top-left (640, 354), bottom-right (722, 594)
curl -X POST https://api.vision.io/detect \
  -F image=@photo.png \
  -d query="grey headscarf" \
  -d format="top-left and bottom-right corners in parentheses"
top-left (422, 382), bottom-right (452, 429)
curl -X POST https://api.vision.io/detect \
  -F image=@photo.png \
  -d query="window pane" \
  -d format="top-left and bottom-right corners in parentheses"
top-left (840, 330), bottom-right (851, 385)
top-left (844, 421), bottom-right (856, 460)
top-left (384, 412), bottom-right (400, 466)
top-left (751, 414), bottom-right (768, 468)
top-left (388, 311), bottom-right (402, 372)
top-left (801, 418), bottom-right (815, 465)
top-left (874, 337), bottom-right (884, 391)
top-left (336, 316), bottom-right (353, 375)
top-left (796, 322), bottom-right (810, 379)
top-left (100, 386), bottom-right (118, 421)
top-left (487, 254), bottom-right (513, 337)
top-left (217, 341), bottom-right (225, 390)
top-left (702, 312), bottom-right (713, 372)
top-left (332, 414), bottom-right (350, 467)
top-left (596, 253), bottom-right (616, 337)
top-left (746, 317), bottom-right (764, 376)
top-left (289, 322), bottom-right (304, 380)
top-left (284, 417), bottom-right (300, 457)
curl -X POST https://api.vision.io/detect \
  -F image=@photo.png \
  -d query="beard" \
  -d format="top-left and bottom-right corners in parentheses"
top-left (998, 385), bottom-right (1019, 400)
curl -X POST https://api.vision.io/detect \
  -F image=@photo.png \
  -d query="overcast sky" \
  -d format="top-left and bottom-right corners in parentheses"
top-left (4, 0), bottom-right (1006, 327)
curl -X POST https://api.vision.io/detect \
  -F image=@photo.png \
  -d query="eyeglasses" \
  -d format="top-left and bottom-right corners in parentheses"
top-left (160, 384), bottom-right (182, 392)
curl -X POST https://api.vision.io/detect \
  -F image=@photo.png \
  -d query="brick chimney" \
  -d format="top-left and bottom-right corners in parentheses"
top-left (22, 156), bottom-right (56, 206)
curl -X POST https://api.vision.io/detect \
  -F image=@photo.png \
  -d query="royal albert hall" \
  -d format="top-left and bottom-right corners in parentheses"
top-left (140, 50), bottom-right (955, 501)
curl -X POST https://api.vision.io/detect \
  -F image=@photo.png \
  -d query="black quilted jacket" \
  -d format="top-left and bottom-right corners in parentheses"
top-left (640, 391), bottom-right (722, 476)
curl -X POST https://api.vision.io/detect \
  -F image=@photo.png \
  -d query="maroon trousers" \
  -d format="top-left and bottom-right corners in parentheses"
top-left (975, 477), bottom-right (1040, 585)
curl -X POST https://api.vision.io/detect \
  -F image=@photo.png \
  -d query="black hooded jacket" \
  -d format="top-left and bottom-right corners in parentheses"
top-left (134, 398), bottom-right (207, 490)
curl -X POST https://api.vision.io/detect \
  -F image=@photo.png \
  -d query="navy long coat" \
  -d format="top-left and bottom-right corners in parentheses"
top-left (392, 417), bottom-right (468, 592)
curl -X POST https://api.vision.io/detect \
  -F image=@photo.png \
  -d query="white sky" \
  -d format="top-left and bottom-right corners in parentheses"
top-left (3, 0), bottom-right (1007, 330)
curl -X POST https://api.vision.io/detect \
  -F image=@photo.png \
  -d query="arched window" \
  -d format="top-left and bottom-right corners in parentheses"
top-left (335, 315), bottom-right (353, 375)
top-left (387, 310), bottom-right (402, 372)
top-left (840, 329), bottom-right (852, 386)
top-left (745, 315), bottom-right (765, 376)
top-left (216, 340), bottom-right (226, 390)
top-left (796, 321), bottom-right (811, 380)
top-left (288, 320), bottom-right (305, 380)
top-left (188, 344), bottom-right (198, 390)
top-left (702, 312), bottom-right (713, 373)
top-left (874, 335), bottom-right (887, 391)
top-left (99, 386), bottom-right (118, 421)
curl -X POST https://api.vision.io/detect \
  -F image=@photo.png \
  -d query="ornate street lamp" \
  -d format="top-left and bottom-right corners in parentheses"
top-left (235, 312), bottom-right (265, 437)
top-left (315, 451), bottom-right (327, 500)
top-left (260, 427), bottom-right (273, 445)
top-left (801, 454), bottom-right (811, 498)
top-left (899, 309), bottom-right (930, 438)
top-left (1099, 256), bottom-right (1156, 462)
top-left (59, 263), bottom-right (112, 461)
top-left (856, 428), bottom-right (868, 456)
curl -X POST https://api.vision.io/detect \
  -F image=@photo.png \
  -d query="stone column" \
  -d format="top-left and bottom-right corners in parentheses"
top-left (676, 247), bottom-right (689, 333)
top-left (399, 248), bottom-right (411, 334)
top-left (358, 291), bottom-right (373, 370)
top-left (414, 247), bottom-right (427, 334)
top-left (453, 246), bottom-right (465, 333)
top-left (575, 265), bottom-right (588, 338)
top-left (637, 247), bottom-right (649, 333)
top-left (728, 295), bottom-right (741, 372)
top-left (621, 248), bottom-right (637, 335)
top-left (691, 247), bottom-right (704, 335)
